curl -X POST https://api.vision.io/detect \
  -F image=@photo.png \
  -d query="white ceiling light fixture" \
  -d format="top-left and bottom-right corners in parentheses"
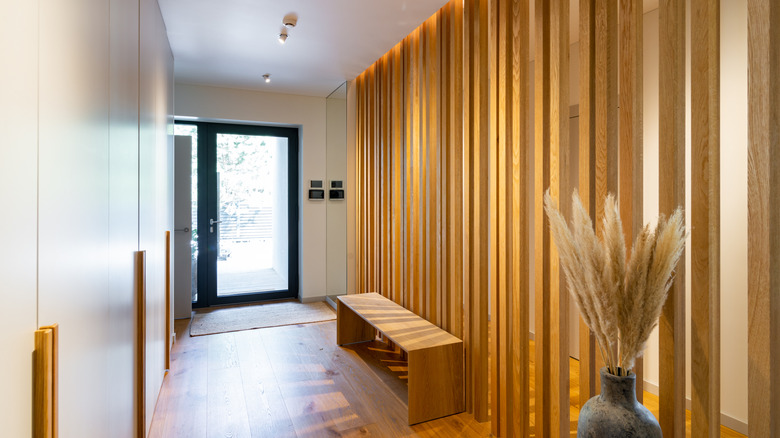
top-left (263, 74), bottom-right (271, 83)
top-left (278, 29), bottom-right (288, 44)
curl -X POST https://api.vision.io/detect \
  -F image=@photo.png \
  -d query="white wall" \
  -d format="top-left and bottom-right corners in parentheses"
top-left (326, 91), bottom-right (348, 295)
top-left (174, 83), bottom-right (328, 301)
top-left (0, 0), bottom-right (173, 435)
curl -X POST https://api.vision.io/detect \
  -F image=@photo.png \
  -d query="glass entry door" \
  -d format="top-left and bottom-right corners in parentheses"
top-left (197, 122), bottom-right (298, 306)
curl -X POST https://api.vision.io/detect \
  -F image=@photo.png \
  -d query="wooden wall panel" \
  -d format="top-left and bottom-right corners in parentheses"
top-left (618, 0), bottom-right (644, 401)
top-left (748, 0), bottom-right (780, 436)
top-left (490, 0), bottom-right (530, 436)
top-left (534, 0), bottom-right (570, 435)
top-left (690, 0), bottom-right (721, 435)
top-left (659, 0), bottom-right (687, 435)
top-left (578, 0), bottom-right (598, 406)
top-left (354, 0), bottom-right (486, 420)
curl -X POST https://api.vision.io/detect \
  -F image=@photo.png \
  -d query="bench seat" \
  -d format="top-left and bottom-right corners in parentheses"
top-left (336, 293), bottom-right (464, 425)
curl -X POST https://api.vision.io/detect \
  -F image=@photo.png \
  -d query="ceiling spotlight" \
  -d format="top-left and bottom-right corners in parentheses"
top-left (283, 14), bottom-right (297, 29)
top-left (263, 74), bottom-right (271, 83)
top-left (278, 30), bottom-right (288, 44)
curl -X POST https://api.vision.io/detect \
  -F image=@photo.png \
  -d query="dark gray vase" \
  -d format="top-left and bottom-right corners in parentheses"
top-left (577, 367), bottom-right (662, 438)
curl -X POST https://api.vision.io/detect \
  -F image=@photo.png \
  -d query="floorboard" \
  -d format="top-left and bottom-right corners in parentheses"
top-left (150, 318), bottom-right (744, 437)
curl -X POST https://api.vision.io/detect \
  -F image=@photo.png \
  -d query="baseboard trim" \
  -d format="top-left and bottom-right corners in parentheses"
top-left (300, 295), bottom-right (327, 304)
top-left (642, 380), bottom-right (747, 435)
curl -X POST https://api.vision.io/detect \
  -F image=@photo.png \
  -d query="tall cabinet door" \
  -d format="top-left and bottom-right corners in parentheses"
top-left (0, 1), bottom-right (39, 436)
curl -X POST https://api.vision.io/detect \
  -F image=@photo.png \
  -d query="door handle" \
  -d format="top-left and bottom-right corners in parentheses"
top-left (174, 227), bottom-right (190, 232)
top-left (210, 219), bottom-right (222, 225)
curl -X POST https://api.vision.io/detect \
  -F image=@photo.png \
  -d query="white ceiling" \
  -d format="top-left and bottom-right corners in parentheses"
top-left (158, 0), bottom-right (660, 98)
top-left (158, 0), bottom-right (451, 97)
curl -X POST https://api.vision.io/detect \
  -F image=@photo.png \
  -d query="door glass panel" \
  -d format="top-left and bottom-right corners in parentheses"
top-left (216, 133), bottom-right (288, 296)
top-left (173, 123), bottom-right (199, 304)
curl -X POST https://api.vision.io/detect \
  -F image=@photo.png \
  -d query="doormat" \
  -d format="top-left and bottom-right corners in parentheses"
top-left (190, 300), bottom-right (336, 336)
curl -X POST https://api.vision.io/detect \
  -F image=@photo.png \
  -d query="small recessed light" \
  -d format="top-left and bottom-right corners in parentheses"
top-left (278, 31), bottom-right (288, 44)
top-left (263, 74), bottom-right (271, 83)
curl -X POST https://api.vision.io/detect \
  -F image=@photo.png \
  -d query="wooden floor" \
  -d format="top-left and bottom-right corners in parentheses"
top-left (149, 319), bottom-right (745, 437)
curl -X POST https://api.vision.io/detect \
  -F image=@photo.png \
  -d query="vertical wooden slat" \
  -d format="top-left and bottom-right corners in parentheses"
top-left (659, 0), bottom-right (686, 435)
top-left (748, 0), bottom-right (780, 436)
top-left (135, 250), bottom-right (146, 438)
top-left (691, 0), bottom-right (720, 435)
top-left (491, 0), bottom-right (530, 435)
top-left (393, 45), bottom-right (404, 307)
top-left (488, 0), bottom-right (502, 431)
top-left (535, 0), bottom-right (570, 435)
top-left (165, 231), bottom-right (171, 371)
top-left (618, 0), bottom-right (643, 399)
top-left (449, 0), bottom-right (464, 340)
top-left (34, 327), bottom-right (54, 438)
top-left (512, 0), bottom-right (530, 434)
top-left (578, 0), bottom-right (598, 406)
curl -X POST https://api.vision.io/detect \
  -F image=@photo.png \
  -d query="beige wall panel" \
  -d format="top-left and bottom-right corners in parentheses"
top-left (140, 0), bottom-right (174, 432)
top-left (0, 1), bottom-right (39, 436)
top-left (37, 1), bottom-right (111, 436)
top-left (108, 0), bottom-right (141, 435)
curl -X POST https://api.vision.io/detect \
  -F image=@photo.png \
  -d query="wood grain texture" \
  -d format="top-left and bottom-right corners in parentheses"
top-left (464, 0), bottom-right (491, 421)
top-left (165, 231), bottom-right (171, 371)
top-left (658, 0), bottom-right (687, 435)
top-left (338, 293), bottom-right (464, 424)
top-left (691, 0), bottom-right (720, 437)
top-left (489, 0), bottom-right (531, 436)
top-left (34, 328), bottom-right (54, 438)
top-left (578, 0), bottom-right (598, 408)
top-left (617, 0), bottom-right (644, 402)
top-left (38, 324), bottom-right (58, 438)
top-left (534, 0), bottom-right (570, 435)
top-left (748, 0), bottom-right (780, 436)
top-left (691, 0), bottom-right (721, 435)
top-left (149, 319), bottom-right (749, 438)
top-left (135, 250), bottom-right (146, 438)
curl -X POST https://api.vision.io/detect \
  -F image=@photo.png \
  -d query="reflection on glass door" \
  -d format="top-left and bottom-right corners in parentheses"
top-left (215, 133), bottom-right (288, 296)
top-left (173, 123), bottom-right (199, 305)
top-left (200, 123), bottom-right (298, 306)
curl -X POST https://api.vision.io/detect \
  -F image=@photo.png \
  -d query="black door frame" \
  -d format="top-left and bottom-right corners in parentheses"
top-left (178, 121), bottom-right (299, 308)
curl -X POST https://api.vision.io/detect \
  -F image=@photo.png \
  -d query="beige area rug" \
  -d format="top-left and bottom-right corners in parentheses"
top-left (190, 301), bottom-right (336, 336)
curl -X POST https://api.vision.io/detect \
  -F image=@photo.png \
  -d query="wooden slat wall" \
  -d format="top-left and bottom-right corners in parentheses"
top-left (577, 0), bottom-right (598, 407)
top-left (489, 0), bottom-right (530, 436)
top-left (354, 0), bottom-right (484, 418)
top-left (534, 0), bottom-right (570, 435)
top-left (658, 0), bottom-right (687, 435)
top-left (748, 0), bottom-right (780, 436)
top-left (690, 0), bottom-right (721, 435)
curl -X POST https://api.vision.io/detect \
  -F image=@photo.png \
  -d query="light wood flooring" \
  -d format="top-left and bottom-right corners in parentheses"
top-left (149, 319), bottom-right (746, 437)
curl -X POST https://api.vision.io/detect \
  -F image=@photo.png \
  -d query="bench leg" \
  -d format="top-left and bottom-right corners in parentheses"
top-left (336, 300), bottom-right (376, 345)
top-left (407, 342), bottom-right (464, 425)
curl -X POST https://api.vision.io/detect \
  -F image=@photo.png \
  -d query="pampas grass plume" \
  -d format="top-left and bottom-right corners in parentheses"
top-left (545, 190), bottom-right (687, 375)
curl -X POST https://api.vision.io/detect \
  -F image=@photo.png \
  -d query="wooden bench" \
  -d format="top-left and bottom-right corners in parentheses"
top-left (336, 293), bottom-right (464, 425)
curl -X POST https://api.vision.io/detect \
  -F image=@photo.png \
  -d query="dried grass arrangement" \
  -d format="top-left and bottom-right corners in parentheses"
top-left (544, 190), bottom-right (686, 376)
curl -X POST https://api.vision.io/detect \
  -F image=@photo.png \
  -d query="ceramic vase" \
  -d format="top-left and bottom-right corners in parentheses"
top-left (577, 367), bottom-right (662, 438)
